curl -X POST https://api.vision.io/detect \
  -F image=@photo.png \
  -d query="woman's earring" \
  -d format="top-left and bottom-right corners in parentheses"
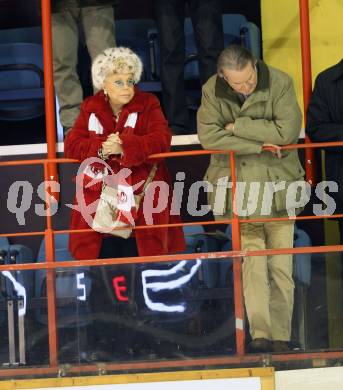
top-left (104, 90), bottom-right (109, 100)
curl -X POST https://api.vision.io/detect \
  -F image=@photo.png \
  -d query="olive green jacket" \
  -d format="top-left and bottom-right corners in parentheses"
top-left (197, 61), bottom-right (305, 219)
top-left (51, 0), bottom-right (118, 13)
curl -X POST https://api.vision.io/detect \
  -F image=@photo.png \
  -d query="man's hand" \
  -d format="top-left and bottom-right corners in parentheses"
top-left (225, 122), bottom-right (235, 133)
top-left (262, 143), bottom-right (282, 158)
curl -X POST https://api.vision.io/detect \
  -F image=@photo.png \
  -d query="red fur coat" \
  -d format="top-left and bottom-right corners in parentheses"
top-left (64, 88), bottom-right (185, 260)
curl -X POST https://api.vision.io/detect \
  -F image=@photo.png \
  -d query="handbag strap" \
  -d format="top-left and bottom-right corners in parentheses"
top-left (101, 164), bottom-right (158, 194)
top-left (140, 164), bottom-right (158, 196)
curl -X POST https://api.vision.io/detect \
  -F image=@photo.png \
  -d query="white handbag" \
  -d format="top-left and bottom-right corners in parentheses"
top-left (92, 164), bottom-right (158, 238)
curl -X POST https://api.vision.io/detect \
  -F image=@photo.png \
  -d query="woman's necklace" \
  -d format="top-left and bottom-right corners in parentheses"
top-left (113, 109), bottom-right (121, 122)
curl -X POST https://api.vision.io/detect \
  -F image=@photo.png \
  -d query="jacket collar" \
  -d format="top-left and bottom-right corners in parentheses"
top-left (82, 87), bottom-right (145, 135)
top-left (332, 59), bottom-right (343, 81)
top-left (215, 60), bottom-right (270, 103)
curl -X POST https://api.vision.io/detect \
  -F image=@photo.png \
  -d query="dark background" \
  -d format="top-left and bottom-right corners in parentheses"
top-left (0, 0), bottom-right (261, 29)
top-left (0, 0), bottom-right (262, 145)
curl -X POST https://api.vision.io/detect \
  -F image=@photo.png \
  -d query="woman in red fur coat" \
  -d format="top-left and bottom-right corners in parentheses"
top-left (65, 47), bottom-right (185, 261)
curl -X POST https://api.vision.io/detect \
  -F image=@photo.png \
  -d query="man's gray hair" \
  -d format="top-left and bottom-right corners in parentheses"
top-left (92, 47), bottom-right (143, 90)
top-left (217, 45), bottom-right (256, 77)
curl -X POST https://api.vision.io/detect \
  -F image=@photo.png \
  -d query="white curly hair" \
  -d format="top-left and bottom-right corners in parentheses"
top-left (91, 47), bottom-right (143, 90)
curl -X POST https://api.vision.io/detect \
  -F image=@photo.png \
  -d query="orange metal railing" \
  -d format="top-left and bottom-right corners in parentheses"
top-left (299, 0), bottom-right (315, 185)
top-left (41, 0), bottom-right (59, 206)
top-left (2, 141), bottom-right (343, 376)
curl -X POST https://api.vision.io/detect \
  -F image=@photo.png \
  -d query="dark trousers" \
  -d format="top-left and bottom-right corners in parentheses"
top-left (90, 236), bottom-right (138, 346)
top-left (333, 197), bottom-right (343, 244)
top-left (154, 0), bottom-right (223, 134)
top-left (93, 236), bottom-right (138, 309)
top-left (98, 236), bottom-right (138, 259)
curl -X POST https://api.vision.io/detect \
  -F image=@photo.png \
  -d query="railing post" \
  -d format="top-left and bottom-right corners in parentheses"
top-left (43, 162), bottom-right (58, 367)
top-left (299, 0), bottom-right (315, 185)
top-left (41, 0), bottom-right (60, 202)
top-left (230, 151), bottom-right (245, 355)
top-left (45, 229), bottom-right (58, 367)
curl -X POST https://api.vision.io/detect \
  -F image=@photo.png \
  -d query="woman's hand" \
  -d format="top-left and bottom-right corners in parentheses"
top-left (262, 143), bottom-right (282, 158)
top-left (102, 133), bottom-right (123, 156)
top-left (106, 133), bottom-right (122, 144)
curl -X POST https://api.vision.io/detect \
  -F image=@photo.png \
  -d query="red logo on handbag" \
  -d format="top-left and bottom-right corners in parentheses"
top-left (117, 190), bottom-right (128, 204)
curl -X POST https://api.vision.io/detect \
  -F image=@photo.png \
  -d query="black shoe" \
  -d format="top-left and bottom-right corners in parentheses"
top-left (248, 338), bottom-right (272, 353)
top-left (272, 340), bottom-right (290, 353)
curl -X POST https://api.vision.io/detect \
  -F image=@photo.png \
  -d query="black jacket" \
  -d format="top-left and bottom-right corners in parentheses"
top-left (306, 59), bottom-right (343, 203)
top-left (51, 0), bottom-right (118, 13)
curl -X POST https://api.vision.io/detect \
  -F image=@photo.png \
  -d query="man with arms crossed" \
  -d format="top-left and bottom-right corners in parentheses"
top-left (197, 45), bottom-right (304, 352)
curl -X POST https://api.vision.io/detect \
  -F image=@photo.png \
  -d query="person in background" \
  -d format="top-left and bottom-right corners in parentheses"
top-left (197, 45), bottom-right (304, 353)
top-left (154, 0), bottom-right (224, 135)
top-left (52, 0), bottom-right (117, 134)
top-left (306, 59), bottom-right (343, 243)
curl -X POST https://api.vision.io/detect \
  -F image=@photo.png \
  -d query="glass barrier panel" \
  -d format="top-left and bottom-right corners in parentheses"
top-left (0, 268), bottom-right (47, 366)
top-left (1, 251), bottom-right (343, 370)
top-left (46, 258), bottom-right (236, 364)
top-left (241, 251), bottom-right (343, 354)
